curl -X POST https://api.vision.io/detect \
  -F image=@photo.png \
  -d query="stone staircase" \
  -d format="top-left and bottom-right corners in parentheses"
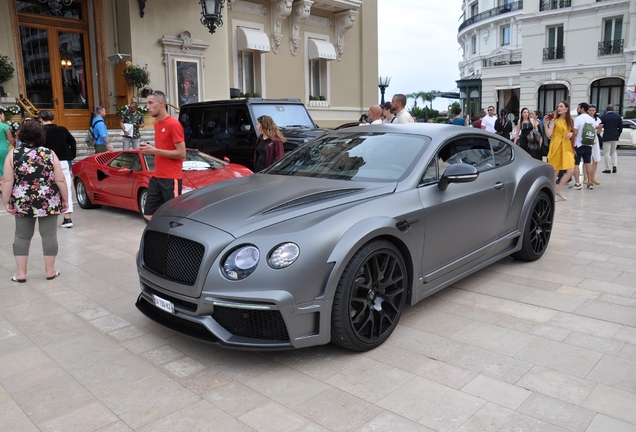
top-left (69, 129), bottom-right (156, 160)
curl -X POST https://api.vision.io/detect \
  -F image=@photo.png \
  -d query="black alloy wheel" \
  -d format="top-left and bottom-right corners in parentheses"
top-left (331, 240), bottom-right (407, 351)
top-left (512, 191), bottom-right (553, 261)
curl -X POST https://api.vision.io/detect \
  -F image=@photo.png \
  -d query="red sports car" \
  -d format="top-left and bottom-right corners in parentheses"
top-left (72, 149), bottom-right (253, 215)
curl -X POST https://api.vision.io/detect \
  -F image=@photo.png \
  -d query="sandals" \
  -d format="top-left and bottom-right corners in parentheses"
top-left (46, 270), bottom-right (61, 280)
top-left (11, 270), bottom-right (60, 282)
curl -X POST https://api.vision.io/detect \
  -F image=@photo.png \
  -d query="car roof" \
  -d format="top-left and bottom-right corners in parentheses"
top-left (180, 98), bottom-right (303, 109)
top-left (324, 123), bottom-right (504, 142)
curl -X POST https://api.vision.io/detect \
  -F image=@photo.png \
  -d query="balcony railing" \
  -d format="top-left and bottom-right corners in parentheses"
top-left (539, 0), bottom-right (571, 11)
top-left (543, 46), bottom-right (564, 61)
top-left (459, 1), bottom-right (523, 32)
top-left (482, 58), bottom-right (522, 68)
top-left (598, 39), bottom-right (624, 56)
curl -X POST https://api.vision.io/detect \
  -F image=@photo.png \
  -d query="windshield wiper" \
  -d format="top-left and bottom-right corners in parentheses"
top-left (282, 124), bottom-right (311, 129)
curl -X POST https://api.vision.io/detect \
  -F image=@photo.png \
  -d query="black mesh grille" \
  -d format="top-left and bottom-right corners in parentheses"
top-left (212, 306), bottom-right (290, 341)
top-left (142, 230), bottom-right (204, 285)
top-left (142, 284), bottom-right (197, 312)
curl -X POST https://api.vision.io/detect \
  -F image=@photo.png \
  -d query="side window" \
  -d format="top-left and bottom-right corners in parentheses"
top-left (201, 109), bottom-right (224, 136)
top-left (445, 137), bottom-right (494, 173)
top-left (420, 157), bottom-right (437, 185)
top-left (419, 142), bottom-right (457, 185)
top-left (179, 109), bottom-right (198, 145)
top-left (144, 155), bottom-right (155, 172)
top-left (108, 153), bottom-right (137, 169)
top-left (130, 155), bottom-right (142, 172)
top-left (490, 138), bottom-right (513, 166)
top-left (227, 108), bottom-right (252, 137)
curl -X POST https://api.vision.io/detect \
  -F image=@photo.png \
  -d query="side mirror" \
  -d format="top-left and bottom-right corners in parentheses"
top-left (241, 124), bottom-right (252, 132)
top-left (117, 168), bottom-right (131, 175)
top-left (224, 156), bottom-right (230, 163)
top-left (438, 164), bottom-right (479, 191)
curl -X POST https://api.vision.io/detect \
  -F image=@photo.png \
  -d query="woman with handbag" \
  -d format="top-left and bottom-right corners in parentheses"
top-left (494, 109), bottom-right (512, 140)
top-left (514, 108), bottom-right (542, 160)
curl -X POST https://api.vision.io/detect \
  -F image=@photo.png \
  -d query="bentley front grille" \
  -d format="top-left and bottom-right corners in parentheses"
top-left (142, 230), bottom-right (204, 286)
top-left (212, 306), bottom-right (290, 342)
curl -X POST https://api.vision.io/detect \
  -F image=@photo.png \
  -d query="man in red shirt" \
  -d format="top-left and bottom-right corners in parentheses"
top-left (139, 90), bottom-right (186, 220)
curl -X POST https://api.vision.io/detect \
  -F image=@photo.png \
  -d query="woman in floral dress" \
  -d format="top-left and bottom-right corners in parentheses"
top-left (1, 120), bottom-right (68, 282)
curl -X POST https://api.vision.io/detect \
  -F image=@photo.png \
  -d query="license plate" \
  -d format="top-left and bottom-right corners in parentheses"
top-left (153, 295), bottom-right (174, 314)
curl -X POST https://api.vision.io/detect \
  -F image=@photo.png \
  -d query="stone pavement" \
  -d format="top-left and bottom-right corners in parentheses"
top-left (1, 157), bottom-right (636, 432)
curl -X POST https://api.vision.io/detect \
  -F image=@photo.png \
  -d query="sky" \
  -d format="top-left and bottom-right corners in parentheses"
top-left (377, 0), bottom-right (464, 112)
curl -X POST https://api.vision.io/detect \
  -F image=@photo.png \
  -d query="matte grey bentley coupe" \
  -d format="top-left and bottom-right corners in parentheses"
top-left (136, 124), bottom-right (555, 351)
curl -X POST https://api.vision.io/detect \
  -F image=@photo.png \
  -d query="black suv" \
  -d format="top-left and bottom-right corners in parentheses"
top-left (179, 98), bottom-right (328, 170)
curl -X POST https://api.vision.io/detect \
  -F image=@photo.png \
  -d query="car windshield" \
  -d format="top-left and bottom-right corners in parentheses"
top-left (143, 151), bottom-right (228, 172)
top-left (250, 104), bottom-right (315, 128)
top-left (266, 132), bottom-right (429, 181)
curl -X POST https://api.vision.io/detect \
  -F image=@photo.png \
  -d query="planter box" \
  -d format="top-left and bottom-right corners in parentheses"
top-left (309, 100), bottom-right (329, 108)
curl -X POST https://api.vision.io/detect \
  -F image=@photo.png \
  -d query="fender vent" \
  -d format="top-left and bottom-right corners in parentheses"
top-left (262, 189), bottom-right (362, 214)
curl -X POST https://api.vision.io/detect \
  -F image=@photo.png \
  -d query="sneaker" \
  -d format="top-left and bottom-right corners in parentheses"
top-left (572, 183), bottom-right (582, 190)
top-left (587, 183), bottom-right (593, 190)
top-left (61, 218), bottom-right (73, 228)
top-left (613, 166), bottom-right (617, 173)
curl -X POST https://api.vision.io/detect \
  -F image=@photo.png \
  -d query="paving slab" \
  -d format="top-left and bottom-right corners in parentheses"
top-left (1, 158), bottom-right (636, 430)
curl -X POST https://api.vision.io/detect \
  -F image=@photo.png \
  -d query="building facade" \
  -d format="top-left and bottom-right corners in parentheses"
top-left (0, 0), bottom-right (377, 130)
top-left (457, 0), bottom-right (636, 120)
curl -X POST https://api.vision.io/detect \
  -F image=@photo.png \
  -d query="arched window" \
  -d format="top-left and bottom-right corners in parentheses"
top-left (590, 78), bottom-right (624, 114)
top-left (537, 84), bottom-right (568, 115)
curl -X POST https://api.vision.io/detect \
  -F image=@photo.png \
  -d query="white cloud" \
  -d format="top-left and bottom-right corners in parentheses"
top-left (378, 0), bottom-right (463, 111)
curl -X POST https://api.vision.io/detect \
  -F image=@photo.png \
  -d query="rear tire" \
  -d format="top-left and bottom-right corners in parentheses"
top-left (331, 240), bottom-right (407, 351)
top-left (75, 178), bottom-right (99, 209)
top-left (512, 191), bottom-right (553, 261)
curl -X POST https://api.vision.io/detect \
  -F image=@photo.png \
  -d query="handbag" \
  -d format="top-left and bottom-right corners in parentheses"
top-left (527, 129), bottom-right (541, 151)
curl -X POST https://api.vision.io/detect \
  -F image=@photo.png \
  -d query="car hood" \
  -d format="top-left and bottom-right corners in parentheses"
top-left (156, 175), bottom-right (396, 237)
top-left (181, 164), bottom-right (252, 189)
top-left (280, 127), bottom-right (328, 143)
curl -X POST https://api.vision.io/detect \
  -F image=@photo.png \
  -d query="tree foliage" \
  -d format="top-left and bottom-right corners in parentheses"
top-left (0, 56), bottom-right (15, 84)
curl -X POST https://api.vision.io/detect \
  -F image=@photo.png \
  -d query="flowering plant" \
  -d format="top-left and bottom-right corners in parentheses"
top-left (0, 56), bottom-right (15, 84)
top-left (116, 104), bottom-right (149, 116)
top-left (8, 121), bottom-right (20, 131)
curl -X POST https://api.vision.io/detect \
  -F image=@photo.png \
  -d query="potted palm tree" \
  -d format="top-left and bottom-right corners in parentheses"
top-left (122, 63), bottom-right (151, 102)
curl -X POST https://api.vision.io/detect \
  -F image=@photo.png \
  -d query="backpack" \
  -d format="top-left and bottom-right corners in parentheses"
top-left (581, 122), bottom-right (596, 145)
top-left (85, 119), bottom-right (104, 148)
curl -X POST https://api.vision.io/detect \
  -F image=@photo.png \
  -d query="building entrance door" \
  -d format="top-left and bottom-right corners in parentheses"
top-left (16, 1), bottom-right (93, 129)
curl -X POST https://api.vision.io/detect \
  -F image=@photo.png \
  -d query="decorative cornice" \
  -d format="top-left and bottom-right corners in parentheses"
top-left (229, 0), bottom-right (268, 16)
top-left (306, 14), bottom-right (331, 28)
top-left (161, 31), bottom-right (209, 66)
top-left (334, 9), bottom-right (357, 61)
top-left (271, 0), bottom-right (293, 54)
top-left (290, 0), bottom-right (313, 57)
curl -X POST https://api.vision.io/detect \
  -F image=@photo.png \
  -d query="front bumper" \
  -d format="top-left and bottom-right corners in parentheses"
top-left (136, 277), bottom-right (332, 350)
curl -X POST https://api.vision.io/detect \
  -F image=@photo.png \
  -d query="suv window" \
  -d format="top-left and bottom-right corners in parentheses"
top-left (201, 109), bottom-right (224, 136)
top-left (251, 104), bottom-right (314, 128)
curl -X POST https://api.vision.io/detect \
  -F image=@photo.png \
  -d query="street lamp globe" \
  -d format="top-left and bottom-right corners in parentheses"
top-left (378, 76), bottom-right (391, 105)
top-left (200, 0), bottom-right (226, 34)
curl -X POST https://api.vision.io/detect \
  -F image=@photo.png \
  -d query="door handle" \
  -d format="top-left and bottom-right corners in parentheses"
top-left (494, 182), bottom-right (505, 190)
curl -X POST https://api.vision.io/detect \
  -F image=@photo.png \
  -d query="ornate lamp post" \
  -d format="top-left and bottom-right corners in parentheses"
top-left (200, 0), bottom-right (226, 34)
top-left (378, 76), bottom-right (391, 105)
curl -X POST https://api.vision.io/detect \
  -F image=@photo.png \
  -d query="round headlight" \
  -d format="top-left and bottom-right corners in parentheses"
top-left (268, 243), bottom-right (300, 269)
top-left (222, 245), bottom-right (259, 280)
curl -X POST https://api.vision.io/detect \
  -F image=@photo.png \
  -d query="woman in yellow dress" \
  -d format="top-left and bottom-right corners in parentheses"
top-left (545, 100), bottom-right (574, 201)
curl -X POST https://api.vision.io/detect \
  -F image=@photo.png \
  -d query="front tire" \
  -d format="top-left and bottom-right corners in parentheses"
top-left (512, 191), bottom-right (553, 261)
top-left (331, 240), bottom-right (408, 351)
top-left (75, 178), bottom-right (99, 209)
